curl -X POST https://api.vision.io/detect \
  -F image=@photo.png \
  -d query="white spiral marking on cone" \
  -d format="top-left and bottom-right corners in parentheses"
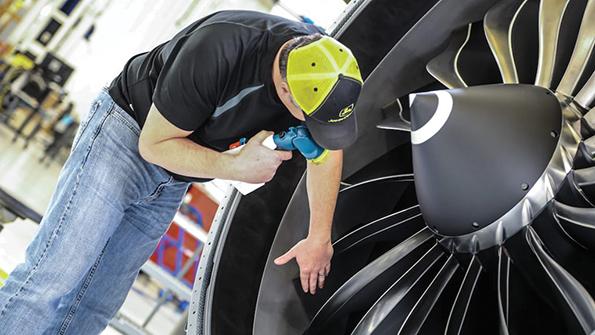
top-left (410, 91), bottom-right (454, 145)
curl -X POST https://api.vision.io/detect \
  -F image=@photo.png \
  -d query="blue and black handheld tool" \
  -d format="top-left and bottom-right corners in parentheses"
top-left (273, 125), bottom-right (328, 164)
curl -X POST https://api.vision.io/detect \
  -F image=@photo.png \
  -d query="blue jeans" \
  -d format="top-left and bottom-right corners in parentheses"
top-left (0, 89), bottom-right (190, 334)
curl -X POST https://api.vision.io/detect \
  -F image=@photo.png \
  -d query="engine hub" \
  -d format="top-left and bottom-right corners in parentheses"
top-left (410, 84), bottom-right (565, 251)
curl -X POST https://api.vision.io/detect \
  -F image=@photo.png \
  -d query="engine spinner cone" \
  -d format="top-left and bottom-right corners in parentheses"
top-left (410, 84), bottom-right (561, 239)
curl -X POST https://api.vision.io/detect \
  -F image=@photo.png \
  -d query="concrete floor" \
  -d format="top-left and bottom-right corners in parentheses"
top-left (0, 121), bottom-right (185, 335)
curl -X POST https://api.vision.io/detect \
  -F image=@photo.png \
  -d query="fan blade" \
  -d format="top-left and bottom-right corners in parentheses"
top-left (376, 115), bottom-right (411, 131)
top-left (497, 247), bottom-right (511, 335)
top-left (397, 255), bottom-right (459, 335)
top-left (444, 256), bottom-right (482, 335)
top-left (557, 0), bottom-right (595, 97)
top-left (575, 70), bottom-right (595, 109)
top-left (350, 244), bottom-right (446, 335)
top-left (535, 0), bottom-right (570, 88)
top-left (510, 0), bottom-right (539, 84)
top-left (377, 98), bottom-right (411, 131)
top-left (376, 116), bottom-right (411, 132)
top-left (525, 227), bottom-right (595, 333)
top-left (334, 205), bottom-right (424, 254)
top-left (426, 23), bottom-right (472, 89)
top-left (580, 108), bottom-right (595, 138)
top-left (574, 136), bottom-right (595, 169)
top-left (553, 200), bottom-right (595, 249)
top-left (306, 229), bottom-right (435, 334)
top-left (332, 175), bottom-right (414, 240)
top-left (484, 0), bottom-right (526, 83)
top-left (573, 165), bottom-right (595, 204)
top-left (456, 22), bottom-right (502, 86)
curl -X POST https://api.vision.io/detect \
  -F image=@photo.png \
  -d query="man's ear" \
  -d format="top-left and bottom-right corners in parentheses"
top-left (280, 81), bottom-right (291, 95)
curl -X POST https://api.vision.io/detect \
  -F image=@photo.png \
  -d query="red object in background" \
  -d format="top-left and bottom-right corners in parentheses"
top-left (149, 184), bottom-right (219, 286)
top-left (187, 186), bottom-right (218, 231)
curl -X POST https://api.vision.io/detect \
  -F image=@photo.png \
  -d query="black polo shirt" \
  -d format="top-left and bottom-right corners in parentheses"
top-left (108, 10), bottom-right (322, 182)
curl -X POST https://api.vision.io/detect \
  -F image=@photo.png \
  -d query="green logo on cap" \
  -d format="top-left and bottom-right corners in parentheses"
top-left (339, 103), bottom-right (354, 118)
top-left (329, 103), bottom-right (354, 123)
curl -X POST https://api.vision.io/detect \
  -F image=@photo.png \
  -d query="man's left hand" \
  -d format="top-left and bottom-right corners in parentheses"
top-left (274, 237), bottom-right (334, 295)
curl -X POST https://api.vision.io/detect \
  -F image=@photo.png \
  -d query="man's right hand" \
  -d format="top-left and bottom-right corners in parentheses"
top-left (231, 130), bottom-right (292, 183)
top-left (140, 106), bottom-right (289, 181)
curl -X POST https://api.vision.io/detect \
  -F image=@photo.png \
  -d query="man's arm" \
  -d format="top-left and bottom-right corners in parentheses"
top-left (274, 150), bottom-right (342, 294)
top-left (306, 149), bottom-right (342, 241)
top-left (138, 104), bottom-right (291, 183)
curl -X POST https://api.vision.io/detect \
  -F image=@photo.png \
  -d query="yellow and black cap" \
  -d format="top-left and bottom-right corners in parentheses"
top-left (287, 36), bottom-right (363, 150)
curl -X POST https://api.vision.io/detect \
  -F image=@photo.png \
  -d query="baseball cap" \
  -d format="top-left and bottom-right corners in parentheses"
top-left (286, 36), bottom-right (363, 150)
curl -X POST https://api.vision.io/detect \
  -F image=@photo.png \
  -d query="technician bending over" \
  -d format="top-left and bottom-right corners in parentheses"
top-left (0, 10), bottom-right (362, 334)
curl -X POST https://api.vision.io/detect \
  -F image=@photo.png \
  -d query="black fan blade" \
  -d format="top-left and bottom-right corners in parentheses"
top-left (332, 175), bottom-right (415, 240)
top-left (444, 256), bottom-right (482, 335)
top-left (497, 247), bottom-right (511, 335)
top-left (572, 166), bottom-right (595, 205)
top-left (573, 137), bottom-right (595, 169)
top-left (334, 205), bottom-right (424, 254)
top-left (514, 226), bottom-right (595, 333)
top-left (426, 23), bottom-right (472, 88)
top-left (397, 255), bottom-right (459, 334)
top-left (376, 116), bottom-right (412, 132)
top-left (306, 229), bottom-right (435, 334)
top-left (350, 244), bottom-right (446, 335)
top-left (553, 200), bottom-right (595, 250)
top-left (377, 98), bottom-right (412, 132)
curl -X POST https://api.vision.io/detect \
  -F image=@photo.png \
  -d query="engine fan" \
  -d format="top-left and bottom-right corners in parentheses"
top-left (188, 0), bottom-right (595, 334)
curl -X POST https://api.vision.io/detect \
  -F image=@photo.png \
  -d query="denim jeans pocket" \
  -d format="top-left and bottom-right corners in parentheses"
top-left (137, 176), bottom-right (175, 204)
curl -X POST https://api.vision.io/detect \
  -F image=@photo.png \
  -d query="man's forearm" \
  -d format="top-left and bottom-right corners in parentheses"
top-left (306, 150), bottom-right (342, 242)
top-left (140, 136), bottom-right (238, 180)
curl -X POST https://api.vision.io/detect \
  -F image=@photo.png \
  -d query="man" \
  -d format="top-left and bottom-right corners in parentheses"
top-left (0, 10), bottom-right (362, 334)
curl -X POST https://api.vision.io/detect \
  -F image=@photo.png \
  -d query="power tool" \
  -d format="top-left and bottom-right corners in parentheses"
top-left (225, 126), bottom-right (328, 195)
top-left (273, 125), bottom-right (328, 164)
top-left (228, 126), bottom-right (328, 164)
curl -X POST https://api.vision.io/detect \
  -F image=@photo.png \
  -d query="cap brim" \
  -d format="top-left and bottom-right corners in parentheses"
top-left (304, 111), bottom-right (358, 150)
